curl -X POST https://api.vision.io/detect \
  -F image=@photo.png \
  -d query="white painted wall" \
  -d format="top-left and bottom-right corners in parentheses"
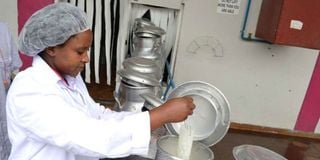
top-left (173, 0), bottom-right (319, 131)
top-left (0, 0), bottom-right (18, 42)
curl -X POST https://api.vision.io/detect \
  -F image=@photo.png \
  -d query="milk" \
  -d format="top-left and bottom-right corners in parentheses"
top-left (177, 122), bottom-right (194, 160)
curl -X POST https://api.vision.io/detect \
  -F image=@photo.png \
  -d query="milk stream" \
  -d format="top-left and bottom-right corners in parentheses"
top-left (177, 122), bottom-right (194, 160)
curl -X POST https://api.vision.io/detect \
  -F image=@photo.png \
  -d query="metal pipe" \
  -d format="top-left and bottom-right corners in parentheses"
top-left (162, 61), bottom-right (175, 100)
top-left (240, 0), bottom-right (271, 43)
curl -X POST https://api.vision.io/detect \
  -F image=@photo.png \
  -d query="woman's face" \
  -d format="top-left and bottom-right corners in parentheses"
top-left (51, 30), bottom-right (93, 77)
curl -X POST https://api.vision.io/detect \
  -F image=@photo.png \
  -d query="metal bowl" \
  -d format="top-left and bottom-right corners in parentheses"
top-left (133, 18), bottom-right (156, 31)
top-left (156, 135), bottom-right (214, 160)
top-left (123, 57), bottom-right (162, 81)
top-left (233, 144), bottom-right (287, 160)
top-left (165, 81), bottom-right (230, 147)
top-left (135, 25), bottom-right (166, 38)
top-left (117, 69), bottom-right (160, 87)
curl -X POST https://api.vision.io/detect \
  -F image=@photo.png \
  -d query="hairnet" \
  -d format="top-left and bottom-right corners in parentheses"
top-left (18, 3), bottom-right (90, 56)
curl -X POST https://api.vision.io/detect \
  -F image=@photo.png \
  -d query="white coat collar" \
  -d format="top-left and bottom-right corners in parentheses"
top-left (31, 55), bottom-right (78, 88)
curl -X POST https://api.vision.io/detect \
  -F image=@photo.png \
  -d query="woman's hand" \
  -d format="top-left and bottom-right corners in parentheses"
top-left (149, 96), bottom-right (195, 130)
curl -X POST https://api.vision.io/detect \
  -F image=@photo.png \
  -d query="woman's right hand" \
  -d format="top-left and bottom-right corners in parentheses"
top-left (149, 96), bottom-right (196, 130)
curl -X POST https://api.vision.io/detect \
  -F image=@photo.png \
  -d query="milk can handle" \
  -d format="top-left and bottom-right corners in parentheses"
top-left (140, 93), bottom-right (164, 110)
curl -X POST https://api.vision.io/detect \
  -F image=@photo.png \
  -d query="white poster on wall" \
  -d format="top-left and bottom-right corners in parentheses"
top-left (216, 0), bottom-right (241, 15)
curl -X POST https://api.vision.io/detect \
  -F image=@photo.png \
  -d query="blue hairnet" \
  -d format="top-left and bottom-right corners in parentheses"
top-left (18, 3), bottom-right (90, 56)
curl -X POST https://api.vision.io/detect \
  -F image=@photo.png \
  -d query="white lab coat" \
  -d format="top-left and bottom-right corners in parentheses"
top-left (6, 56), bottom-right (151, 160)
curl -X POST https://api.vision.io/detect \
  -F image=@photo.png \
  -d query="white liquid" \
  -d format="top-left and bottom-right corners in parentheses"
top-left (177, 122), bottom-right (194, 160)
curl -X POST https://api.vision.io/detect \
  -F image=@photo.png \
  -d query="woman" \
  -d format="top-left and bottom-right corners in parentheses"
top-left (6, 3), bottom-right (195, 160)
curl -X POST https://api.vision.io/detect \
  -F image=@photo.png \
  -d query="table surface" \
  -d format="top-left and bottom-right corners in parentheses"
top-left (101, 128), bottom-right (320, 160)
